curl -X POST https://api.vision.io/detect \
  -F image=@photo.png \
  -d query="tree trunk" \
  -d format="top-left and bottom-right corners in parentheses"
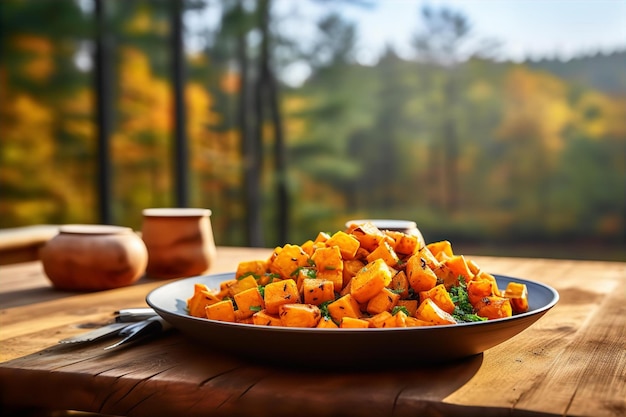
top-left (237, 0), bottom-right (263, 246)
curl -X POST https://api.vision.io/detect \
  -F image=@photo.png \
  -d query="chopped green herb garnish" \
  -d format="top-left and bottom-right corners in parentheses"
top-left (449, 276), bottom-right (487, 323)
top-left (392, 305), bottom-right (410, 316)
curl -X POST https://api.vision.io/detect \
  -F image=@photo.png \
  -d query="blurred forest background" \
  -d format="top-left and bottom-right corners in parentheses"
top-left (1, 0), bottom-right (625, 260)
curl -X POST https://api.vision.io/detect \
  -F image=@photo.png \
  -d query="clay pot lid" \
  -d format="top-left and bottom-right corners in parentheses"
top-left (142, 208), bottom-right (212, 217)
top-left (59, 224), bottom-right (133, 235)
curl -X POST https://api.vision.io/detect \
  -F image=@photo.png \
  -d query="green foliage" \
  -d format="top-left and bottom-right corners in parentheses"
top-left (1, 0), bottom-right (624, 260)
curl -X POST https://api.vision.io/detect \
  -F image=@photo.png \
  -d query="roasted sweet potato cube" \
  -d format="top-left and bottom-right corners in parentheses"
top-left (279, 303), bottom-right (321, 328)
top-left (252, 310), bottom-right (282, 326)
top-left (302, 278), bottom-right (336, 306)
top-left (419, 284), bottom-right (456, 314)
top-left (300, 240), bottom-right (316, 257)
top-left (348, 222), bottom-right (386, 252)
top-left (295, 267), bottom-right (317, 291)
top-left (396, 299), bottom-right (418, 317)
top-left (405, 316), bottom-right (434, 327)
top-left (327, 294), bottom-right (362, 322)
top-left (342, 258), bottom-right (365, 289)
top-left (433, 263), bottom-right (461, 290)
top-left (314, 231), bottom-right (331, 243)
top-left (268, 244), bottom-right (311, 279)
top-left (427, 240), bottom-right (454, 260)
top-left (316, 317), bottom-right (339, 328)
top-left (405, 253), bottom-right (438, 293)
top-left (205, 299), bottom-right (236, 322)
top-left (233, 287), bottom-right (265, 319)
top-left (235, 260), bottom-right (268, 280)
top-left (226, 276), bottom-right (258, 298)
top-left (368, 311), bottom-right (395, 328)
top-left (475, 296), bottom-right (513, 319)
top-left (326, 231), bottom-right (360, 260)
top-left (366, 287), bottom-right (400, 315)
top-left (418, 245), bottom-right (441, 270)
top-left (312, 245), bottom-right (343, 271)
top-left (187, 283), bottom-right (221, 318)
top-left (264, 279), bottom-right (301, 314)
top-left (340, 317), bottom-right (370, 328)
top-left (312, 246), bottom-right (344, 291)
top-left (394, 310), bottom-right (409, 327)
top-left (350, 258), bottom-right (393, 303)
top-left (443, 255), bottom-right (474, 282)
top-left (389, 270), bottom-right (410, 298)
top-left (385, 231), bottom-right (421, 255)
top-left (366, 240), bottom-right (400, 268)
top-left (503, 282), bottom-right (529, 314)
top-left (467, 272), bottom-right (501, 306)
top-left (415, 298), bottom-right (457, 325)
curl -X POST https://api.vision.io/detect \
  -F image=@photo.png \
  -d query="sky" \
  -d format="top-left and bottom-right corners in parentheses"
top-left (187, 0), bottom-right (626, 85)
top-left (339, 0), bottom-right (626, 63)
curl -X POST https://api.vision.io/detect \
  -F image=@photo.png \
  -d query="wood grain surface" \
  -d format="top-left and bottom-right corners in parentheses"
top-left (1, 247), bottom-right (624, 417)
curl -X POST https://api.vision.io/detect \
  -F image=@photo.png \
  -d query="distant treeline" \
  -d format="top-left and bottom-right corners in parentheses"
top-left (1, 0), bottom-right (624, 256)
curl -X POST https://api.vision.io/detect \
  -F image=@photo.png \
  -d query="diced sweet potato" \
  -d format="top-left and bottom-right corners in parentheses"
top-left (503, 282), bottom-right (529, 314)
top-left (350, 258), bottom-right (393, 303)
top-left (396, 299), bottom-right (418, 317)
top-left (366, 287), bottom-right (400, 315)
top-left (226, 276), bottom-right (258, 298)
top-left (368, 311), bottom-right (396, 328)
top-left (268, 244), bottom-right (311, 279)
top-left (325, 231), bottom-right (360, 260)
top-left (389, 270), bottom-right (410, 299)
top-left (405, 253), bottom-right (438, 293)
top-left (419, 284), bottom-right (456, 314)
top-left (443, 255), bottom-right (474, 282)
top-left (475, 296), bottom-right (513, 319)
top-left (415, 298), bottom-right (457, 325)
top-left (252, 310), bottom-right (282, 326)
top-left (233, 286), bottom-right (265, 319)
top-left (366, 240), bottom-right (400, 268)
top-left (385, 231), bottom-right (420, 255)
top-left (187, 283), bottom-right (221, 318)
top-left (279, 303), bottom-right (321, 328)
top-left (312, 246), bottom-right (344, 291)
top-left (405, 316), bottom-right (434, 327)
top-left (394, 310), bottom-right (409, 327)
top-left (302, 278), bottom-right (336, 306)
top-left (316, 317), bottom-right (339, 328)
top-left (342, 258), bottom-right (365, 289)
top-left (327, 294), bottom-right (362, 322)
top-left (340, 317), bottom-right (370, 328)
top-left (264, 279), bottom-right (301, 314)
top-left (205, 299), bottom-right (236, 322)
top-left (467, 273), bottom-right (501, 306)
top-left (427, 240), bottom-right (454, 259)
top-left (348, 222), bottom-right (386, 251)
top-left (235, 260), bottom-right (268, 280)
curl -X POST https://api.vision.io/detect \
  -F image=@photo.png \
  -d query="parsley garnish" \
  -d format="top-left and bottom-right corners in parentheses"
top-left (392, 305), bottom-right (410, 316)
top-left (449, 276), bottom-right (486, 323)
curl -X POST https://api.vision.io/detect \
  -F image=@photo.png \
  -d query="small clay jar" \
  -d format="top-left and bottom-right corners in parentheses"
top-left (141, 208), bottom-right (217, 280)
top-left (40, 224), bottom-right (148, 291)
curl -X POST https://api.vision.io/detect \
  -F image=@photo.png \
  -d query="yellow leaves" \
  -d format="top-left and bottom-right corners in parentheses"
top-left (497, 66), bottom-right (571, 152)
top-left (572, 91), bottom-right (625, 140)
top-left (12, 35), bottom-right (54, 82)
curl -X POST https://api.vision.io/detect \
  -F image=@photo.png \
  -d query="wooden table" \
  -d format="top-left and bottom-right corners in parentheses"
top-left (0, 246), bottom-right (624, 417)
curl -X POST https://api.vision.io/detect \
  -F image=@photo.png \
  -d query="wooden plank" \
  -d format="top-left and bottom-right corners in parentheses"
top-left (0, 253), bottom-right (624, 417)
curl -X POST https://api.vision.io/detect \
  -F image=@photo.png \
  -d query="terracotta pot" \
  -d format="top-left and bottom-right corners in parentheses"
top-left (141, 208), bottom-right (217, 280)
top-left (40, 224), bottom-right (148, 291)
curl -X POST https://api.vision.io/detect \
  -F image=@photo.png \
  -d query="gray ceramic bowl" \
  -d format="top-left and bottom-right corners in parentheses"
top-left (147, 272), bottom-right (558, 369)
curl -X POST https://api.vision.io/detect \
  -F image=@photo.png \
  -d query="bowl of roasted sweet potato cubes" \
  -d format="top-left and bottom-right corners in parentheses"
top-left (147, 222), bottom-right (559, 367)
